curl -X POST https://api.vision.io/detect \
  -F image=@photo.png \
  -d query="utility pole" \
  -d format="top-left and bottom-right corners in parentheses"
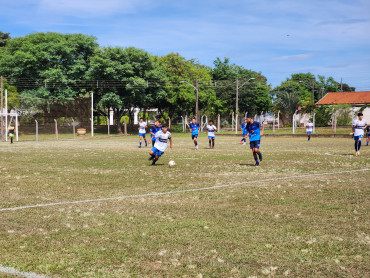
top-left (311, 78), bottom-right (315, 104)
top-left (1, 76), bottom-right (3, 141)
top-left (340, 77), bottom-right (343, 92)
top-left (235, 79), bottom-right (239, 134)
top-left (195, 78), bottom-right (199, 123)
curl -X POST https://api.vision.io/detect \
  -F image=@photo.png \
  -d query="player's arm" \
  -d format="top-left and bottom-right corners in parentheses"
top-left (260, 124), bottom-right (265, 136)
top-left (169, 137), bottom-right (173, 149)
top-left (244, 132), bottom-right (249, 139)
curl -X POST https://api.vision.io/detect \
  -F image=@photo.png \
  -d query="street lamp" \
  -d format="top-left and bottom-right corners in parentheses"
top-left (236, 78), bottom-right (255, 134)
top-left (181, 79), bottom-right (199, 122)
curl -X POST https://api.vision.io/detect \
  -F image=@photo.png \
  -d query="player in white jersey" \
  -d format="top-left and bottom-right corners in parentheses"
top-left (149, 125), bottom-right (172, 165)
top-left (138, 118), bottom-right (148, 148)
top-left (207, 120), bottom-right (217, 149)
top-left (351, 113), bottom-right (367, 156)
top-left (306, 119), bottom-right (314, 141)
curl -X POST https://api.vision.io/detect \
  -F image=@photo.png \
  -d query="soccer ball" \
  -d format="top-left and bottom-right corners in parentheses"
top-left (168, 160), bottom-right (176, 168)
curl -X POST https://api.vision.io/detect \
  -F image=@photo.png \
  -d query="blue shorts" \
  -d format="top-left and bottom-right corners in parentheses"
top-left (192, 134), bottom-right (198, 140)
top-left (151, 147), bottom-right (164, 157)
top-left (250, 140), bottom-right (260, 149)
top-left (354, 135), bottom-right (364, 141)
top-left (307, 131), bottom-right (312, 134)
top-left (367, 133), bottom-right (370, 138)
top-left (139, 133), bottom-right (146, 137)
top-left (208, 136), bottom-right (215, 140)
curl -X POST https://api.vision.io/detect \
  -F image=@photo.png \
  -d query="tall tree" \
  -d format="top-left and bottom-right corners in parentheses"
top-left (88, 46), bottom-right (168, 132)
top-left (212, 58), bottom-right (271, 116)
top-left (157, 53), bottom-right (221, 121)
top-left (0, 31), bottom-right (11, 47)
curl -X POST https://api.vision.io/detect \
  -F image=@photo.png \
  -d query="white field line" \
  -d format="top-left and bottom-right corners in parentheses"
top-left (324, 152), bottom-right (354, 157)
top-left (0, 169), bottom-right (369, 213)
top-left (0, 265), bottom-right (50, 278)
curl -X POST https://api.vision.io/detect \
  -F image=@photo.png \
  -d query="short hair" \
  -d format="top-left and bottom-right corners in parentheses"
top-left (162, 125), bottom-right (168, 128)
top-left (358, 113), bottom-right (363, 117)
top-left (155, 119), bottom-right (160, 123)
top-left (192, 118), bottom-right (196, 120)
top-left (140, 117), bottom-right (144, 120)
top-left (246, 113), bottom-right (253, 119)
top-left (209, 120), bottom-right (213, 123)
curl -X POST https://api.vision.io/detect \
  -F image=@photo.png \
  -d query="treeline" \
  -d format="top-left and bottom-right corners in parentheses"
top-left (0, 32), bottom-right (355, 127)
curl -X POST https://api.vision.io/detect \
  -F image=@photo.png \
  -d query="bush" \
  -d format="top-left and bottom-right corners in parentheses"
top-left (315, 105), bottom-right (332, 127)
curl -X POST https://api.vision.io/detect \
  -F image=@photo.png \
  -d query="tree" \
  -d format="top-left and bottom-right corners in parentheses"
top-left (157, 53), bottom-right (220, 121)
top-left (2, 78), bottom-right (20, 111)
top-left (88, 46), bottom-right (168, 132)
top-left (0, 32), bottom-right (98, 98)
top-left (212, 58), bottom-right (271, 117)
top-left (0, 31), bottom-right (11, 47)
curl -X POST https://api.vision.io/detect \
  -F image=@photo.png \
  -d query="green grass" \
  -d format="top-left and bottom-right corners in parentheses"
top-left (0, 136), bottom-right (369, 277)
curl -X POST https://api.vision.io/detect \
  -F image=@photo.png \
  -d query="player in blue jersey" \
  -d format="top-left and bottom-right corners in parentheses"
top-left (150, 120), bottom-right (162, 146)
top-left (366, 125), bottom-right (370, 146)
top-left (189, 118), bottom-right (200, 150)
top-left (207, 120), bottom-right (217, 149)
top-left (138, 117), bottom-right (148, 148)
top-left (240, 119), bottom-right (248, 144)
top-left (244, 114), bottom-right (264, 166)
top-left (148, 125), bottom-right (172, 165)
top-left (351, 113), bottom-right (367, 156)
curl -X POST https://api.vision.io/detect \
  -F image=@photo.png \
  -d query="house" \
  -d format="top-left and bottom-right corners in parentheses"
top-left (316, 91), bottom-right (370, 121)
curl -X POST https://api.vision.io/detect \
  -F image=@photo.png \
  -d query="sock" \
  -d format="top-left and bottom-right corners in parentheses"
top-left (145, 140), bottom-right (147, 146)
top-left (308, 136), bottom-right (310, 141)
top-left (254, 157), bottom-right (259, 164)
top-left (212, 139), bottom-right (215, 147)
top-left (258, 152), bottom-right (262, 160)
top-left (195, 142), bottom-right (198, 146)
top-left (355, 141), bottom-right (358, 151)
top-left (358, 141), bottom-right (362, 151)
top-left (140, 142), bottom-right (142, 146)
top-left (367, 141), bottom-right (369, 146)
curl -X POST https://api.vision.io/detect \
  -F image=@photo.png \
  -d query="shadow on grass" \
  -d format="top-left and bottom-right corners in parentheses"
top-left (239, 163), bottom-right (257, 167)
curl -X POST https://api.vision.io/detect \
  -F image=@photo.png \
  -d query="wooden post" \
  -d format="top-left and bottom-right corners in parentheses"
top-left (273, 113), bottom-right (275, 135)
top-left (217, 114), bottom-right (220, 133)
top-left (54, 119), bottom-right (59, 140)
top-left (195, 78), bottom-right (199, 123)
top-left (168, 117), bottom-right (171, 129)
top-left (0, 76), bottom-right (3, 141)
top-left (123, 117), bottom-right (127, 136)
top-left (235, 79), bottom-right (238, 134)
top-left (107, 117), bottom-right (110, 135)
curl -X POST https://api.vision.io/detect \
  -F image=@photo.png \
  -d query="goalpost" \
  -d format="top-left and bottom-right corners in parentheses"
top-left (1, 89), bottom-right (19, 142)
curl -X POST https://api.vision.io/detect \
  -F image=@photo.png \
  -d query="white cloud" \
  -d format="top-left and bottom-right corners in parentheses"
top-left (38, 0), bottom-right (151, 17)
top-left (268, 53), bottom-right (316, 62)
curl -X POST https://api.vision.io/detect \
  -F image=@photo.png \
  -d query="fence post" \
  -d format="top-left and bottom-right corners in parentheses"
top-left (217, 114), bottom-right (220, 133)
top-left (232, 112), bottom-right (234, 131)
top-left (168, 117), bottom-right (171, 129)
top-left (107, 117), bottom-right (110, 135)
top-left (54, 119), bottom-right (58, 140)
top-left (273, 113), bottom-right (275, 135)
top-left (35, 120), bottom-right (38, 141)
top-left (124, 117), bottom-right (127, 136)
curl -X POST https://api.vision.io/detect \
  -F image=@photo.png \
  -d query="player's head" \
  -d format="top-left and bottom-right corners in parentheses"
top-left (192, 118), bottom-right (196, 123)
top-left (209, 120), bottom-right (213, 125)
top-left (246, 113), bottom-right (253, 123)
top-left (140, 117), bottom-right (144, 122)
top-left (155, 119), bottom-right (161, 126)
top-left (358, 113), bottom-right (363, 120)
top-left (244, 118), bottom-right (248, 123)
top-left (161, 125), bottom-right (168, 132)
top-left (10, 122), bottom-right (14, 126)
top-left (308, 119), bottom-right (311, 123)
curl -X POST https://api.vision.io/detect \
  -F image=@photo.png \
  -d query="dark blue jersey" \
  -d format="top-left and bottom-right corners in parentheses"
top-left (245, 121), bottom-right (261, 141)
top-left (150, 125), bottom-right (162, 139)
top-left (189, 123), bottom-right (200, 135)
top-left (241, 123), bottom-right (247, 134)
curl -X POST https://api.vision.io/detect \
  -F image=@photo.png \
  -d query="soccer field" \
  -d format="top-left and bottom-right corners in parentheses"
top-left (0, 135), bottom-right (369, 277)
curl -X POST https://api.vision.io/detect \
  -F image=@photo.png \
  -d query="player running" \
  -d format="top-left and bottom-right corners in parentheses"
top-left (366, 125), bottom-right (370, 146)
top-left (207, 120), bottom-right (217, 149)
top-left (351, 113), bottom-right (367, 156)
top-left (150, 120), bottom-right (162, 146)
top-left (189, 118), bottom-right (200, 150)
top-left (240, 118), bottom-right (248, 144)
top-left (306, 119), bottom-right (314, 141)
top-left (244, 114), bottom-right (264, 166)
top-left (138, 117), bottom-right (148, 148)
top-left (149, 125), bottom-right (172, 166)
top-left (8, 122), bottom-right (16, 144)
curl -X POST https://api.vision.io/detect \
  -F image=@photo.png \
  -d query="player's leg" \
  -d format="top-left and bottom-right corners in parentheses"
top-left (367, 134), bottom-right (369, 146)
top-left (354, 137), bottom-right (359, 155)
top-left (144, 134), bottom-right (147, 147)
top-left (152, 150), bottom-right (163, 165)
top-left (358, 136), bottom-right (362, 154)
top-left (193, 135), bottom-right (198, 149)
top-left (139, 135), bottom-right (143, 148)
top-left (149, 148), bottom-right (156, 160)
top-left (208, 137), bottom-right (212, 148)
top-left (212, 137), bottom-right (215, 148)
top-left (10, 135), bottom-right (13, 144)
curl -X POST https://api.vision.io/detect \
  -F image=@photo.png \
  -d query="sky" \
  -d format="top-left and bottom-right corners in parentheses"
top-left (1, 0), bottom-right (370, 90)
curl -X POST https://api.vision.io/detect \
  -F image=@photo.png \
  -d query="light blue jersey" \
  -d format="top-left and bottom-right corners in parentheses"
top-left (189, 123), bottom-right (200, 135)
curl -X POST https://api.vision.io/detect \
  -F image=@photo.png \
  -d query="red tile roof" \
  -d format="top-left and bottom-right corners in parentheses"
top-left (316, 91), bottom-right (370, 105)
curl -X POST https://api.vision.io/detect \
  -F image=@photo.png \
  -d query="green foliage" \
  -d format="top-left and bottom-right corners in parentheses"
top-left (2, 77), bottom-right (20, 110)
top-left (0, 32), bottom-right (98, 98)
top-left (334, 104), bottom-right (352, 126)
top-left (0, 31), bottom-right (11, 47)
top-left (211, 58), bottom-right (271, 116)
top-left (315, 105), bottom-right (332, 127)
